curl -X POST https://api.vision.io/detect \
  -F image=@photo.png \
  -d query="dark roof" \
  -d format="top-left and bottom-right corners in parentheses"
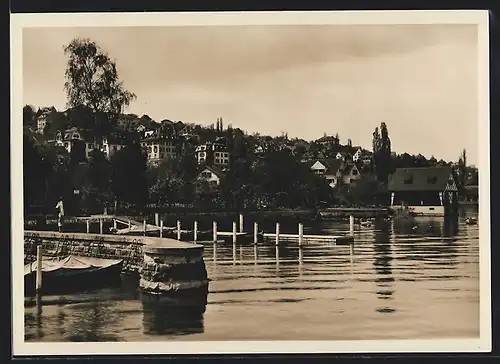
top-left (199, 165), bottom-right (225, 178)
top-left (63, 127), bottom-right (95, 141)
top-left (388, 167), bottom-right (457, 192)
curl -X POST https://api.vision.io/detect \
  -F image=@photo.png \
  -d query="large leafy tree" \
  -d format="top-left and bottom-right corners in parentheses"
top-left (63, 37), bottom-right (136, 137)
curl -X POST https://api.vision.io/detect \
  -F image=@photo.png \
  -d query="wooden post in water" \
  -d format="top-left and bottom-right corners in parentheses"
top-left (232, 221), bottom-right (237, 244)
top-left (160, 220), bottom-right (164, 238)
top-left (253, 222), bottom-right (259, 245)
top-left (86, 220), bottom-right (90, 233)
top-left (113, 218), bottom-right (117, 231)
top-left (213, 221), bottom-right (217, 242)
top-left (177, 220), bottom-right (181, 240)
top-left (239, 213), bottom-right (244, 233)
top-left (128, 219), bottom-right (131, 232)
top-left (194, 221), bottom-right (198, 242)
top-left (275, 222), bottom-right (280, 246)
top-left (349, 215), bottom-right (354, 236)
top-left (143, 219), bottom-right (147, 236)
top-left (36, 245), bottom-right (43, 296)
top-left (99, 218), bottom-right (103, 235)
top-left (298, 223), bottom-right (304, 246)
top-left (155, 212), bottom-right (160, 227)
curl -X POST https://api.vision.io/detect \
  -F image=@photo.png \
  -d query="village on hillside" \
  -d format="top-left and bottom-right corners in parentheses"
top-left (23, 104), bottom-right (479, 219)
top-left (22, 37), bottom-right (479, 219)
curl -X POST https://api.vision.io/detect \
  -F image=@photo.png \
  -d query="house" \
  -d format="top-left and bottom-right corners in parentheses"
top-left (117, 114), bottom-right (141, 131)
top-left (195, 142), bottom-right (230, 167)
top-left (141, 133), bottom-right (178, 166)
top-left (388, 166), bottom-right (459, 216)
top-left (352, 148), bottom-right (372, 165)
top-left (35, 108), bottom-right (55, 134)
top-left (352, 148), bottom-right (363, 162)
top-left (60, 127), bottom-right (98, 159)
top-left (197, 165), bottom-right (225, 187)
top-left (307, 159), bottom-right (361, 188)
top-left (316, 135), bottom-right (340, 148)
top-left (101, 134), bottom-right (127, 159)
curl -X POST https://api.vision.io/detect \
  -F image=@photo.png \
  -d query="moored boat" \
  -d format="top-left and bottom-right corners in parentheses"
top-left (465, 217), bottom-right (478, 225)
top-left (24, 255), bottom-right (124, 296)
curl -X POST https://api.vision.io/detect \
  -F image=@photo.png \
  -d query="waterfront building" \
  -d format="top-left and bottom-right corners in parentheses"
top-left (388, 166), bottom-right (459, 216)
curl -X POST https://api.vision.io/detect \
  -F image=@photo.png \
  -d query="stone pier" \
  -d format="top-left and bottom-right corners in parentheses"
top-left (24, 231), bottom-right (209, 297)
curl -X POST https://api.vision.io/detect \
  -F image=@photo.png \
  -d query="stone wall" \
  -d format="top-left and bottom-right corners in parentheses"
top-left (24, 231), bottom-right (145, 273)
top-left (24, 231), bottom-right (210, 296)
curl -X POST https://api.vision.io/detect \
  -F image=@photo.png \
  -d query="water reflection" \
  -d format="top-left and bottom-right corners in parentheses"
top-left (392, 215), bottom-right (460, 267)
top-left (67, 301), bottom-right (122, 341)
top-left (373, 220), bottom-right (395, 310)
top-left (25, 211), bottom-right (479, 342)
top-left (141, 297), bottom-right (207, 336)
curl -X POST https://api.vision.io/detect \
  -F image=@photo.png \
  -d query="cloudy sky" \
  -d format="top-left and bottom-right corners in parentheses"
top-left (23, 24), bottom-right (479, 165)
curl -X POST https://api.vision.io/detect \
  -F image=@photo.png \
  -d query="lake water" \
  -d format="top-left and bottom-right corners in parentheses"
top-left (24, 207), bottom-right (480, 342)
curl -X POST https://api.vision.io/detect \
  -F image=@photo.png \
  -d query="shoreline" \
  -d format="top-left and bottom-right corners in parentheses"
top-left (24, 207), bottom-right (393, 227)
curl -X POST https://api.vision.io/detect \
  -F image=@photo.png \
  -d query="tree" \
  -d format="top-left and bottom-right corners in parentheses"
top-left (63, 38), bottom-right (136, 138)
top-left (149, 174), bottom-right (184, 208)
top-left (372, 122), bottom-right (392, 185)
top-left (110, 143), bottom-right (148, 211)
top-left (23, 105), bottom-right (36, 129)
top-left (43, 111), bottom-right (69, 139)
top-left (457, 149), bottom-right (467, 189)
top-left (82, 150), bottom-right (112, 212)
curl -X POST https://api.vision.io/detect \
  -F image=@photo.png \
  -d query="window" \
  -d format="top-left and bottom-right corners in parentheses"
top-left (160, 153), bottom-right (164, 159)
top-left (113, 145), bottom-right (118, 151)
top-left (153, 145), bottom-right (158, 154)
top-left (352, 169), bottom-right (358, 175)
top-left (427, 176), bottom-right (437, 184)
top-left (403, 177), bottom-right (413, 184)
top-left (201, 172), bottom-right (211, 178)
top-left (87, 143), bottom-right (93, 149)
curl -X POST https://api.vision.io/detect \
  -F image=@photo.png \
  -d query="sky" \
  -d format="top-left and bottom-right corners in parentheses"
top-left (23, 24), bottom-right (479, 165)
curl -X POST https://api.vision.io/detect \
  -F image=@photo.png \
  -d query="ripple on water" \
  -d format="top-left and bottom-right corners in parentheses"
top-left (25, 213), bottom-right (480, 342)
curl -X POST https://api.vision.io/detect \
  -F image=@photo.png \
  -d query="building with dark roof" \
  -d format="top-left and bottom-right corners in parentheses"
top-left (197, 165), bottom-right (226, 187)
top-left (388, 166), bottom-right (459, 216)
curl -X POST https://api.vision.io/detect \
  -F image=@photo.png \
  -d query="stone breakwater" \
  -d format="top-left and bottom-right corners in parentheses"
top-left (24, 231), bottom-right (209, 296)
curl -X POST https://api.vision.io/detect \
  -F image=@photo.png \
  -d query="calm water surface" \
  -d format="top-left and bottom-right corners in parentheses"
top-left (25, 208), bottom-right (480, 341)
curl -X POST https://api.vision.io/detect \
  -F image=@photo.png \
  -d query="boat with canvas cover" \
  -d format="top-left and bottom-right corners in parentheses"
top-left (24, 255), bottom-right (124, 296)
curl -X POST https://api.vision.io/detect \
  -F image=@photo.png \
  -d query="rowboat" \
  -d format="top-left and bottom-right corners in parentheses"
top-left (465, 217), bottom-right (478, 225)
top-left (24, 255), bottom-right (124, 296)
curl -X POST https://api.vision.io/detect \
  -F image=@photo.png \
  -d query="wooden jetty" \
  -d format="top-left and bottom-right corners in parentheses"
top-left (261, 232), bottom-right (353, 245)
top-left (50, 213), bottom-right (356, 246)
